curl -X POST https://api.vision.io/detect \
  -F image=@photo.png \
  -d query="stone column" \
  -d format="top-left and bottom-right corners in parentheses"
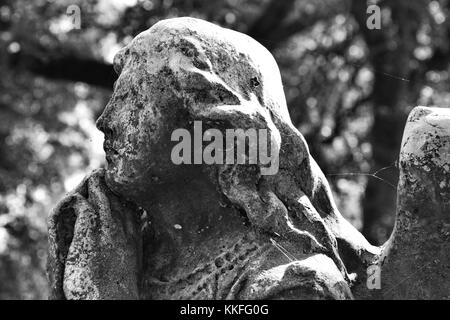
top-left (378, 106), bottom-right (450, 299)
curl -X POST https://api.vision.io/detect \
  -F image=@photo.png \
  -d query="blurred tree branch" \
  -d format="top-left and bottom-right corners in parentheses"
top-left (6, 0), bottom-right (351, 89)
top-left (8, 50), bottom-right (116, 89)
top-left (248, 0), bottom-right (349, 50)
top-left (246, 0), bottom-right (298, 49)
top-left (349, 0), bottom-right (421, 243)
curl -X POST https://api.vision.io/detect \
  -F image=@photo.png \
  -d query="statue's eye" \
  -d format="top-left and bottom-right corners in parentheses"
top-left (116, 91), bottom-right (129, 101)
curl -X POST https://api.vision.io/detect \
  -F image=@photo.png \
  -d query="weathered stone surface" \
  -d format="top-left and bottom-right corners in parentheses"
top-left (374, 106), bottom-right (450, 299)
top-left (47, 18), bottom-right (450, 300)
top-left (47, 169), bottom-right (142, 299)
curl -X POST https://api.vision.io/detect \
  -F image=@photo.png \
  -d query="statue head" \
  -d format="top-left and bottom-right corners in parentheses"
top-left (96, 17), bottom-right (295, 196)
top-left (95, 17), bottom-right (346, 258)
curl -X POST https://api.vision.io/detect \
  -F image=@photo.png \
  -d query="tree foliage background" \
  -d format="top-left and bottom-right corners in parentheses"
top-left (0, 0), bottom-right (449, 299)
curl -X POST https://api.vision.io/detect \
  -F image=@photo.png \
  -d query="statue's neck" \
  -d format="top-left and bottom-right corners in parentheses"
top-left (139, 174), bottom-right (248, 276)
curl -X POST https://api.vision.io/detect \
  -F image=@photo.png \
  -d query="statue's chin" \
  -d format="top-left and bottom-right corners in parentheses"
top-left (104, 168), bottom-right (144, 205)
top-left (104, 169), bottom-right (125, 197)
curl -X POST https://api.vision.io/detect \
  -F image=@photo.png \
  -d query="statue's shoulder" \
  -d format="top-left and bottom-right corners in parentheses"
top-left (47, 169), bottom-right (107, 299)
top-left (48, 168), bottom-right (106, 241)
top-left (47, 168), bottom-right (141, 300)
top-left (47, 169), bottom-right (95, 298)
top-left (233, 250), bottom-right (353, 300)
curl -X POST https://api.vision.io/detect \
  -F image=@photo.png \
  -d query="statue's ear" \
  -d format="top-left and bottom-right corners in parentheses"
top-left (193, 96), bottom-right (281, 177)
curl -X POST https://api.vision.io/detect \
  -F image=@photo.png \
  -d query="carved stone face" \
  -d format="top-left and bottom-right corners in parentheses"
top-left (95, 18), bottom-right (291, 200)
top-left (95, 34), bottom-right (187, 199)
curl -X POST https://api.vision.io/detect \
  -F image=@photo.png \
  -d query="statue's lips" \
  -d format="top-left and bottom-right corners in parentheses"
top-left (104, 140), bottom-right (120, 163)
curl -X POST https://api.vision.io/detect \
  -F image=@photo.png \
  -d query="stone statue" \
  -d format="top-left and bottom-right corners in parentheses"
top-left (47, 17), bottom-right (450, 300)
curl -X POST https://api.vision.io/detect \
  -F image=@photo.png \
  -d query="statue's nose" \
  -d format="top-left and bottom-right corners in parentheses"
top-left (95, 113), bottom-right (106, 132)
top-left (96, 111), bottom-right (115, 139)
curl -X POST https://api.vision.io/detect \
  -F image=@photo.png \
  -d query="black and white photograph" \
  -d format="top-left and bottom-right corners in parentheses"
top-left (0, 0), bottom-right (449, 307)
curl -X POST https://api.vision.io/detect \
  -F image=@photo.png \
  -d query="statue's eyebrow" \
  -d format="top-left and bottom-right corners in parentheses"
top-left (113, 47), bottom-right (129, 75)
